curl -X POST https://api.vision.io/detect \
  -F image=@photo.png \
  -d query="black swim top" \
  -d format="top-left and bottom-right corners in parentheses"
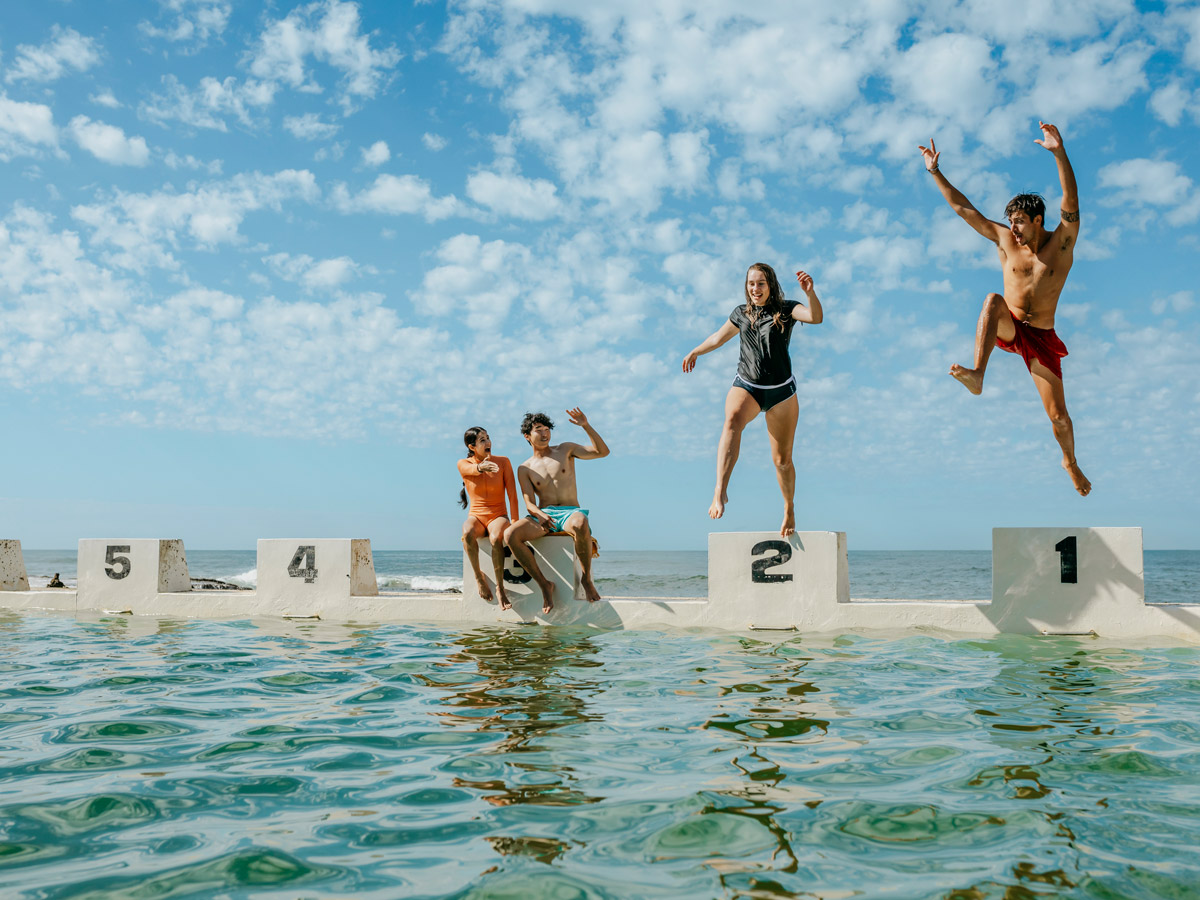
top-left (729, 300), bottom-right (801, 385)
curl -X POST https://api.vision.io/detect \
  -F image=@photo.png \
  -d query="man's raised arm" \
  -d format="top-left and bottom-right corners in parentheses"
top-left (918, 138), bottom-right (1007, 244)
top-left (1035, 121), bottom-right (1080, 246)
top-left (564, 407), bottom-right (609, 460)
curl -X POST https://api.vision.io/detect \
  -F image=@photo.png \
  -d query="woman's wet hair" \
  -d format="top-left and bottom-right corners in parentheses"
top-left (743, 262), bottom-right (788, 331)
top-left (459, 426), bottom-right (487, 508)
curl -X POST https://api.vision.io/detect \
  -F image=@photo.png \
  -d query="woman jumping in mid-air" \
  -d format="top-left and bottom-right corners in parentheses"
top-left (458, 426), bottom-right (519, 609)
top-left (682, 263), bottom-right (824, 537)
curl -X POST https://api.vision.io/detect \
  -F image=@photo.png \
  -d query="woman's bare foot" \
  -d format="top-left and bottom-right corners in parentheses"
top-left (780, 507), bottom-right (795, 537)
top-left (498, 586), bottom-right (511, 610)
top-left (949, 364), bottom-right (983, 395)
top-left (1064, 459), bottom-right (1092, 496)
top-left (709, 489), bottom-right (728, 519)
top-left (475, 575), bottom-right (493, 602)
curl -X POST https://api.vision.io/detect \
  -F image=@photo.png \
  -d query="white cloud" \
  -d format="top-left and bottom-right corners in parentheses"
top-left (466, 170), bottom-right (560, 219)
top-left (1097, 158), bottom-right (1198, 224)
top-left (248, 0), bottom-right (402, 109)
top-left (413, 233), bottom-right (533, 331)
top-left (892, 33), bottom-right (999, 119)
top-left (0, 205), bottom-right (456, 439)
top-left (141, 74), bottom-right (277, 131)
top-left (68, 116), bottom-right (150, 166)
top-left (361, 140), bottom-right (390, 166)
top-left (263, 251), bottom-right (361, 292)
top-left (91, 90), bottom-right (121, 109)
top-left (332, 173), bottom-right (464, 221)
top-left (71, 170), bottom-right (320, 271)
top-left (284, 112), bottom-right (340, 140)
top-left (5, 26), bottom-right (101, 84)
top-left (423, 132), bottom-right (447, 151)
top-left (164, 151), bottom-right (222, 175)
top-left (0, 93), bottom-right (58, 160)
top-left (1149, 80), bottom-right (1194, 127)
top-left (140, 1), bottom-right (232, 47)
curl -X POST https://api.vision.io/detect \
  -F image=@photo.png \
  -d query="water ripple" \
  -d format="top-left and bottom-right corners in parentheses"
top-left (2, 616), bottom-right (1200, 897)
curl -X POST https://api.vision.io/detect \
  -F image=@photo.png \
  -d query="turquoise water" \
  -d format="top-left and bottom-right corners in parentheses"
top-left (3, 614), bottom-right (1200, 898)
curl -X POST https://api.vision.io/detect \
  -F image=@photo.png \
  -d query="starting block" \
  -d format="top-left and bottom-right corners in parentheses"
top-left (462, 534), bottom-right (581, 611)
top-left (256, 539), bottom-right (378, 612)
top-left (991, 527), bottom-right (1145, 633)
top-left (1, 540), bottom-right (29, 591)
top-left (707, 531), bottom-right (848, 629)
top-left (77, 539), bottom-right (190, 609)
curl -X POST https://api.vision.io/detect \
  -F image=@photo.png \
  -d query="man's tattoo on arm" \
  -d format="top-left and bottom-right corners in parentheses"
top-left (1062, 209), bottom-right (1080, 223)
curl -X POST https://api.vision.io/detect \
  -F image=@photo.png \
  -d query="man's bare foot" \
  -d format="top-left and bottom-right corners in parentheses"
top-left (949, 364), bottom-right (983, 395)
top-left (538, 581), bottom-right (554, 614)
top-left (583, 577), bottom-right (601, 603)
top-left (709, 489), bottom-right (728, 519)
top-left (498, 587), bottom-right (511, 611)
top-left (1064, 459), bottom-right (1092, 497)
top-left (475, 575), bottom-right (493, 602)
top-left (780, 508), bottom-right (795, 537)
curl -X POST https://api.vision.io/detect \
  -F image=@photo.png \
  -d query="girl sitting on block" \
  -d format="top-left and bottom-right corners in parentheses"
top-left (458, 426), bottom-right (519, 609)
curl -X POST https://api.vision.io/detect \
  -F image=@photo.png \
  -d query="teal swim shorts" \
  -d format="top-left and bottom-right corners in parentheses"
top-left (529, 505), bottom-right (589, 533)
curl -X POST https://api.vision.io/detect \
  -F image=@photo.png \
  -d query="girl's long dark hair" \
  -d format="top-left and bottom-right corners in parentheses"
top-left (743, 262), bottom-right (788, 331)
top-left (458, 426), bottom-right (486, 508)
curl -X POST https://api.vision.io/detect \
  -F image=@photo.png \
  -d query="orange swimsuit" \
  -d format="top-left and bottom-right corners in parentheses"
top-left (458, 456), bottom-right (518, 529)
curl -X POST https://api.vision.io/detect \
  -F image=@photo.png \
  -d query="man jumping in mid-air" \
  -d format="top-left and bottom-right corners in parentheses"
top-left (919, 121), bottom-right (1090, 496)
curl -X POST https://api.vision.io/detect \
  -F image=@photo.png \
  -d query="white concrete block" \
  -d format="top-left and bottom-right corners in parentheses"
top-left (77, 539), bottom-right (190, 610)
top-left (462, 535), bottom-right (580, 615)
top-left (991, 527), bottom-right (1145, 634)
top-left (1, 540), bottom-right (30, 591)
top-left (256, 539), bottom-right (378, 614)
top-left (707, 532), bottom-right (848, 629)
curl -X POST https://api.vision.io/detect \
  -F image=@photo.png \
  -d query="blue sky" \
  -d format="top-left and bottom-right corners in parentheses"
top-left (2, 0), bottom-right (1199, 551)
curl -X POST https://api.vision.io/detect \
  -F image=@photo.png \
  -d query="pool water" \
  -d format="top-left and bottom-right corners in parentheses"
top-left (2, 613), bottom-right (1199, 898)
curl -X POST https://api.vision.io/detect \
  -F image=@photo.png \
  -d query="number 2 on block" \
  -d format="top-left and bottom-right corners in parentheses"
top-left (288, 545), bottom-right (318, 584)
top-left (751, 540), bottom-right (793, 584)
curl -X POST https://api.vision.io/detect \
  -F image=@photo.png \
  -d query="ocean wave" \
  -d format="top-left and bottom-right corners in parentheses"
top-left (377, 574), bottom-right (463, 592)
top-left (227, 568), bottom-right (257, 588)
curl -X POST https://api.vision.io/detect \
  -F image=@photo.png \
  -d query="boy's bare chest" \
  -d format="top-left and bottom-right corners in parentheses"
top-left (1003, 245), bottom-right (1061, 288)
top-left (528, 456), bottom-right (571, 487)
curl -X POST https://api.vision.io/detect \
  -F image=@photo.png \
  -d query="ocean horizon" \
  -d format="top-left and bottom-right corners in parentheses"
top-left (17, 548), bottom-right (1200, 605)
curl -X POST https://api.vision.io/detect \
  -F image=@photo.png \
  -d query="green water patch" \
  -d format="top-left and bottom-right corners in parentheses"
top-left (13, 793), bottom-right (174, 837)
top-left (51, 846), bottom-right (342, 900)
top-left (636, 810), bottom-right (778, 862)
top-left (53, 720), bottom-right (192, 742)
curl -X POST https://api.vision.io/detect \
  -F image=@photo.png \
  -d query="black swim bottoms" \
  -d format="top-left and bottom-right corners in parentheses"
top-left (732, 375), bottom-right (796, 412)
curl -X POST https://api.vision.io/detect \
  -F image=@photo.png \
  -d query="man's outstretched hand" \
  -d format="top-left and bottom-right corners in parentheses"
top-left (1035, 121), bottom-right (1063, 153)
top-left (917, 137), bottom-right (940, 172)
top-left (566, 407), bottom-right (589, 428)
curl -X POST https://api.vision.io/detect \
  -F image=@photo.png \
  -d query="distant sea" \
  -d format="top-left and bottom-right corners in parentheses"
top-left (18, 549), bottom-right (1200, 604)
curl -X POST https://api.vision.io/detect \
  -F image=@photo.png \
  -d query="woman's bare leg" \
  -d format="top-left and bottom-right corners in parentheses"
top-left (486, 517), bottom-right (511, 609)
top-left (711, 387), bottom-right (761, 519)
top-left (764, 394), bottom-right (800, 536)
top-left (462, 518), bottom-right (492, 601)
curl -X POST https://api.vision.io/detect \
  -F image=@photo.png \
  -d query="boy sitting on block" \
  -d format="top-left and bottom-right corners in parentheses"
top-left (504, 408), bottom-right (609, 612)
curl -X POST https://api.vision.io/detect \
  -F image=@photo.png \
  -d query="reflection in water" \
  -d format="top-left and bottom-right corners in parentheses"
top-left (434, 628), bottom-right (605, 864)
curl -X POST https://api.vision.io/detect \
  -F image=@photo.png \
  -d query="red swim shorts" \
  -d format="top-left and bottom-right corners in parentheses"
top-left (995, 309), bottom-right (1068, 380)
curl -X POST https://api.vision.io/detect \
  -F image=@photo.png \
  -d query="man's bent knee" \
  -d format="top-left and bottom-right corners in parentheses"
top-left (563, 512), bottom-right (589, 535)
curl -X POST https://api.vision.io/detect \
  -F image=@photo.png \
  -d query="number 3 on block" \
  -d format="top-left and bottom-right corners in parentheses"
top-left (288, 545), bottom-right (318, 584)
